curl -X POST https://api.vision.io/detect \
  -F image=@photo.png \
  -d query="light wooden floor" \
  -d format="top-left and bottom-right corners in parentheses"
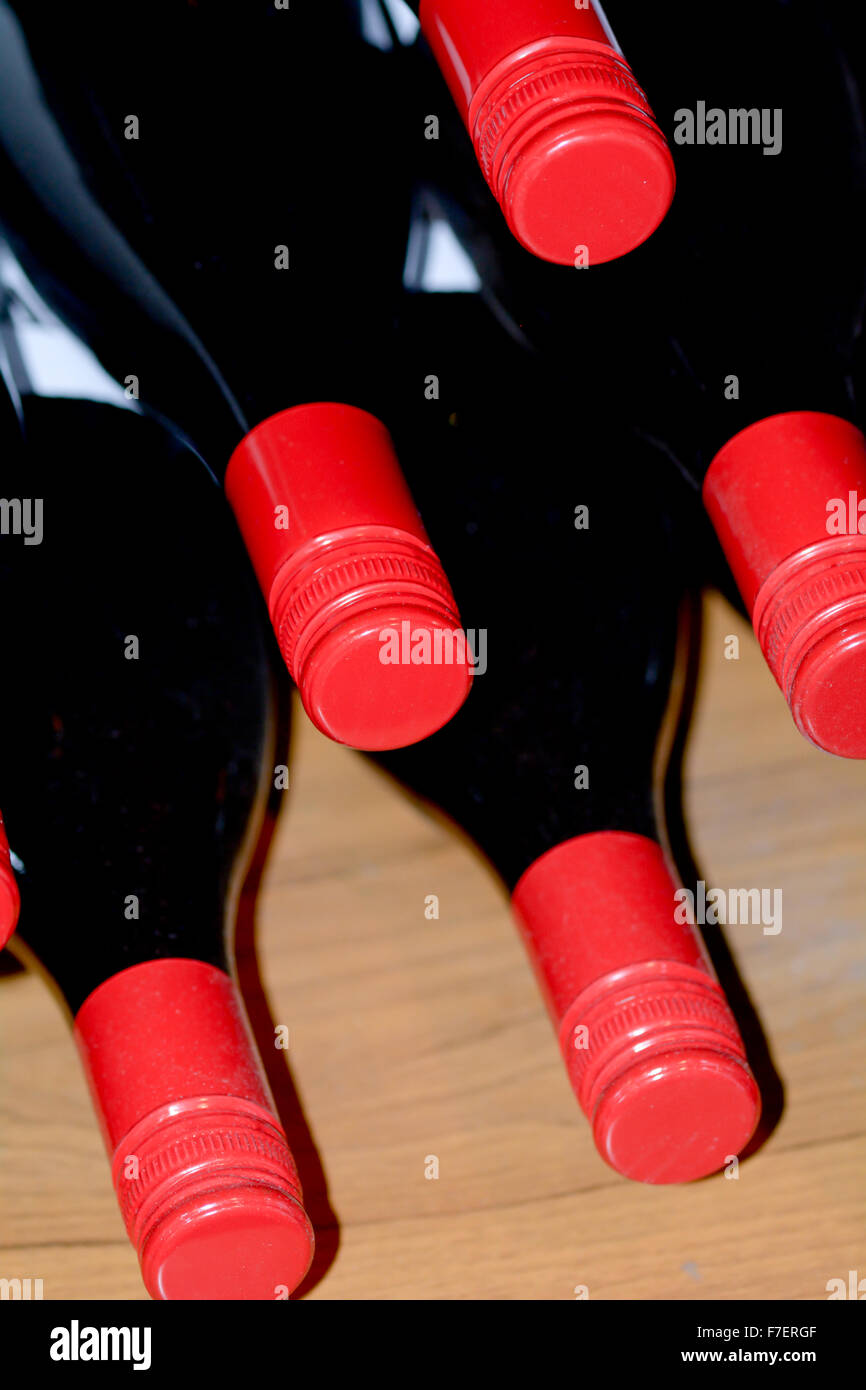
top-left (1, 592), bottom-right (863, 1300)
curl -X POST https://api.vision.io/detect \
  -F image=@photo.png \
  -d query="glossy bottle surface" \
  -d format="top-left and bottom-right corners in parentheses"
top-left (0, 1), bottom-right (409, 469)
top-left (0, 398), bottom-right (266, 1004)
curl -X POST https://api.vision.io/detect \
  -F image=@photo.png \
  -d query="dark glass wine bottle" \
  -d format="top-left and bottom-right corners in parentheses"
top-left (404, 0), bottom-right (866, 757)
top-left (0, 0), bottom-right (471, 751)
top-left (657, 0), bottom-right (866, 759)
top-left (0, 389), bottom-right (314, 1299)
top-left (374, 287), bottom-right (761, 1183)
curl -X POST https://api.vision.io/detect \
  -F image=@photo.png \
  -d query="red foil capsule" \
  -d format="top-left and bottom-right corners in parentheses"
top-left (512, 832), bottom-right (760, 1183)
top-left (73, 958), bottom-right (314, 1300)
top-left (419, 0), bottom-right (675, 265)
top-left (0, 810), bottom-right (20, 949)
top-left (226, 403), bottom-right (472, 751)
top-left (703, 412), bottom-right (866, 758)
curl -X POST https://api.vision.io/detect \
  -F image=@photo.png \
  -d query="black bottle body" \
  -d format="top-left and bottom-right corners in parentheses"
top-left (0, 0), bottom-right (412, 473)
top-left (0, 395), bottom-right (271, 1010)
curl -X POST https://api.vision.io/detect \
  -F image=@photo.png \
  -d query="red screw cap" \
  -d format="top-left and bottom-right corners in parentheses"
top-left (0, 810), bottom-right (20, 949)
top-left (74, 959), bottom-right (314, 1300)
top-left (704, 412), bottom-right (866, 758)
top-left (563, 963), bottom-right (760, 1184)
top-left (512, 832), bottom-right (760, 1183)
top-left (118, 1096), bottom-right (312, 1301)
top-left (420, 0), bottom-right (675, 266)
top-left (226, 403), bottom-right (472, 751)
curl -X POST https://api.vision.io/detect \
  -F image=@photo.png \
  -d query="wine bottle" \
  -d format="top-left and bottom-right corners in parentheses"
top-left (0, 0), bottom-right (471, 751)
top-left (0, 392), bottom-right (314, 1299)
top-left (406, 0), bottom-right (866, 757)
top-left (375, 289), bottom-right (761, 1183)
top-left (664, 1), bottom-right (866, 759)
top-left (405, 0), bottom-right (675, 265)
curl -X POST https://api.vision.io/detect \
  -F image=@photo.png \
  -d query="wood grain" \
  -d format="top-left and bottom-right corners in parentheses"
top-left (1, 591), bottom-right (864, 1300)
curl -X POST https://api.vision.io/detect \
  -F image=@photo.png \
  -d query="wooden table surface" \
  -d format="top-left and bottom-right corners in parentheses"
top-left (1, 591), bottom-right (864, 1301)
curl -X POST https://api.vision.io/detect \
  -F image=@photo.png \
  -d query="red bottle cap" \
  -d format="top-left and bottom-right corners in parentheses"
top-left (512, 832), bottom-right (760, 1183)
top-left (226, 403), bottom-right (472, 751)
top-left (74, 959), bottom-right (314, 1300)
top-left (704, 412), bottom-right (866, 758)
top-left (0, 810), bottom-right (20, 950)
top-left (420, 0), bottom-right (675, 266)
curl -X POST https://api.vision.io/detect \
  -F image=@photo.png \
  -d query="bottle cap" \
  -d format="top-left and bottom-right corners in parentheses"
top-left (0, 811), bottom-right (20, 949)
top-left (704, 412), bottom-right (866, 757)
top-left (512, 832), bottom-right (761, 1182)
top-left (470, 43), bottom-right (675, 266)
top-left (420, 0), bottom-right (674, 265)
top-left (226, 404), bottom-right (472, 750)
top-left (118, 1096), bottom-right (313, 1301)
top-left (74, 958), bottom-right (314, 1299)
top-left (563, 962), bottom-right (761, 1184)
